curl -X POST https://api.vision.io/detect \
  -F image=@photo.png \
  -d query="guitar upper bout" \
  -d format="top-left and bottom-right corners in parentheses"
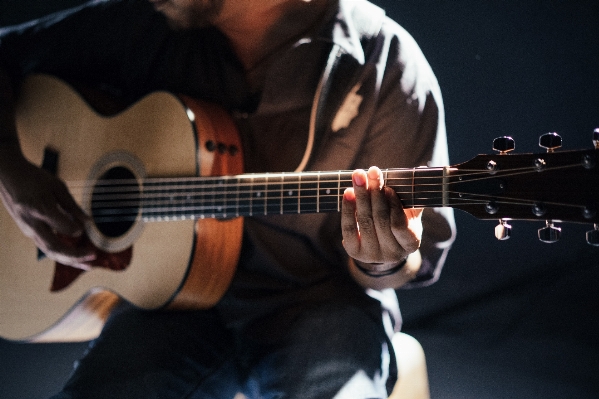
top-left (167, 95), bottom-right (245, 309)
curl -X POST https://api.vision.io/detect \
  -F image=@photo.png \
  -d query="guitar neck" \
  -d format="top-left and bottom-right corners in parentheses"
top-left (135, 168), bottom-right (448, 221)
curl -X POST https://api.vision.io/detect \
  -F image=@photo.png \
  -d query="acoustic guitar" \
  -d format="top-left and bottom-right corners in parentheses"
top-left (1, 75), bottom-right (598, 342)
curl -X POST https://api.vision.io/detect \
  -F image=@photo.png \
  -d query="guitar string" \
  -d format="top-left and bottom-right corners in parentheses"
top-left (67, 163), bottom-right (586, 211)
top-left (79, 194), bottom-right (590, 220)
top-left (88, 191), bottom-right (587, 223)
top-left (63, 164), bottom-right (544, 193)
top-left (79, 195), bottom-right (586, 219)
top-left (90, 193), bottom-right (590, 221)
top-left (69, 160), bottom-right (583, 192)
top-left (64, 163), bottom-right (581, 204)
top-left (46, 156), bottom-right (592, 223)
top-left (89, 198), bottom-right (576, 223)
top-left (96, 192), bottom-right (579, 214)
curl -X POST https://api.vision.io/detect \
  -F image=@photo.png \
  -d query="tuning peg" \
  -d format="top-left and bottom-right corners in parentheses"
top-left (493, 136), bottom-right (515, 155)
top-left (539, 132), bottom-right (562, 152)
top-left (495, 219), bottom-right (512, 240)
top-left (593, 128), bottom-right (599, 149)
top-left (538, 221), bottom-right (561, 243)
top-left (586, 224), bottom-right (599, 246)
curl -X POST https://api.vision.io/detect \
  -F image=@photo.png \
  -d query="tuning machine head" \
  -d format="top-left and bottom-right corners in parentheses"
top-left (586, 224), bottom-right (599, 246)
top-left (492, 136), bottom-right (515, 155)
top-left (539, 132), bottom-right (562, 153)
top-left (538, 221), bottom-right (561, 243)
top-left (495, 219), bottom-right (512, 240)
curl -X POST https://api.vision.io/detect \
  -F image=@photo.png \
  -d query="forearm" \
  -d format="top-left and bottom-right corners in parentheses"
top-left (348, 250), bottom-right (422, 290)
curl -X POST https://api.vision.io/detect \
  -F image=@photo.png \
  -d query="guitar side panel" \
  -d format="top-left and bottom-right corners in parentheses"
top-left (169, 97), bottom-right (244, 309)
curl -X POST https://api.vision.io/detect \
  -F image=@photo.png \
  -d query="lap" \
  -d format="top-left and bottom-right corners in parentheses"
top-left (244, 302), bottom-right (392, 399)
top-left (51, 300), bottom-right (393, 399)
top-left (52, 303), bottom-right (241, 399)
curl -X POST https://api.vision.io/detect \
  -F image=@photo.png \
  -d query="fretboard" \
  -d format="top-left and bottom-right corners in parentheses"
top-left (136, 168), bottom-right (447, 222)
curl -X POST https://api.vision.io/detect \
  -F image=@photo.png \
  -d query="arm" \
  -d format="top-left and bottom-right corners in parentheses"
top-left (339, 22), bottom-right (455, 290)
top-left (0, 67), bottom-right (95, 268)
top-left (0, 2), bottom-right (140, 268)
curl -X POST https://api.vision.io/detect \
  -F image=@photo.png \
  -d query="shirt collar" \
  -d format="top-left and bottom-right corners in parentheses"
top-left (312, 0), bottom-right (385, 65)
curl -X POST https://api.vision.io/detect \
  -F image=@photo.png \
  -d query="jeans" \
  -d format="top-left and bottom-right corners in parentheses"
top-left (50, 298), bottom-right (394, 399)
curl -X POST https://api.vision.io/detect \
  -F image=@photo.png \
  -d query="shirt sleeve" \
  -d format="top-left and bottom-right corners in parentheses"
top-left (352, 18), bottom-right (456, 288)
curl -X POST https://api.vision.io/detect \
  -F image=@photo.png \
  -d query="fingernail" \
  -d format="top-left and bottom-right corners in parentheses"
top-left (343, 188), bottom-right (355, 201)
top-left (353, 173), bottom-right (366, 187)
top-left (367, 167), bottom-right (380, 180)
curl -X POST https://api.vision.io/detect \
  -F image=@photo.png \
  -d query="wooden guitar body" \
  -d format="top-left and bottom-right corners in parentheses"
top-left (0, 75), bottom-right (243, 342)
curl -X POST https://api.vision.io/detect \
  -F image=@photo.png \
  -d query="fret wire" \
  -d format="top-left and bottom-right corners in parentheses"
top-left (297, 173), bottom-right (301, 214)
top-left (411, 169), bottom-right (415, 209)
top-left (384, 169), bottom-right (388, 193)
top-left (317, 171), bottom-right (320, 213)
top-left (263, 175), bottom-right (267, 215)
top-left (249, 176), bottom-right (253, 217)
top-left (236, 175), bottom-right (240, 217)
top-left (280, 172), bottom-right (284, 215)
top-left (212, 180), bottom-right (222, 218)
top-left (337, 171), bottom-right (341, 212)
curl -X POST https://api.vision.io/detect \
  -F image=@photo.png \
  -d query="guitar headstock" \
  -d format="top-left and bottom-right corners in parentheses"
top-left (447, 131), bottom-right (599, 245)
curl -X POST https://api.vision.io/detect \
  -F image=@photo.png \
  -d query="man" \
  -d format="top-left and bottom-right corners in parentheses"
top-left (0, 0), bottom-right (455, 397)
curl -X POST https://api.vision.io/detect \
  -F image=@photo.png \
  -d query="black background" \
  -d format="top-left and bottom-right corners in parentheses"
top-left (1, 0), bottom-right (598, 398)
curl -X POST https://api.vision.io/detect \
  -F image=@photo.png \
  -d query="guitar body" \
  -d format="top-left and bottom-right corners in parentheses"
top-left (0, 75), bottom-right (243, 342)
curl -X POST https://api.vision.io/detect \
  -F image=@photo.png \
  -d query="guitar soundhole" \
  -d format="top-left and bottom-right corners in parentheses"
top-left (91, 166), bottom-right (140, 238)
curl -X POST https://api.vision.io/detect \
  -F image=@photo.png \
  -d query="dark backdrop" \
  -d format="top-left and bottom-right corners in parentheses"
top-left (1, 1), bottom-right (598, 398)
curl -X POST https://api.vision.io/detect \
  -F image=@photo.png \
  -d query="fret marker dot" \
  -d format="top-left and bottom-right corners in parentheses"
top-left (326, 189), bottom-right (331, 194)
top-left (256, 192), bottom-right (262, 197)
top-left (288, 190), bottom-right (293, 196)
